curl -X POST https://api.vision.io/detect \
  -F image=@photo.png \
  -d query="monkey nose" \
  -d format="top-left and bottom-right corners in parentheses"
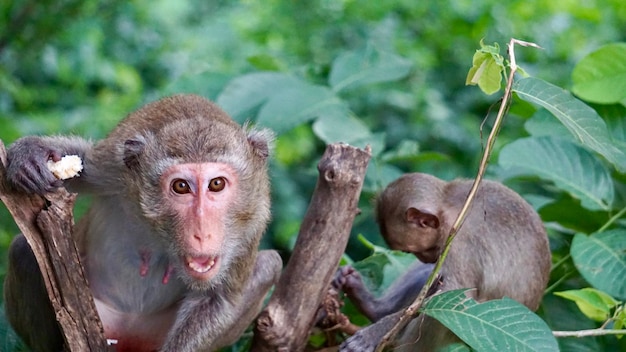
top-left (193, 232), bottom-right (210, 243)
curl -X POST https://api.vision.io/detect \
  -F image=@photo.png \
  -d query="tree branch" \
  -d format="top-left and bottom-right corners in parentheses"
top-left (0, 140), bottom-right (109, 351)
top-left (252, 143), bottom-right (371, 352)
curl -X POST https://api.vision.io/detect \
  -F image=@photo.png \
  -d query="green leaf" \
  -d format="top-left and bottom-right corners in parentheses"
top-left (422, 289), bottom-right (559, 352)
top-left (256, 84), bottom-right (348, 134)
top-left (164, 71), bottom-right (232, 101)
top-left (554, 288), bottom-right (618, 322)
top-left (437, 343), bottom-right (471, 352)
top-left (329, 46), bottom-right (412, 93)
top-left (524, 109), bottom-right (574, 140)
top-left (465, 51), bottom-right (504, 95)
top-left (498, 136), bottom-right (614, 211)
top-left (246, 54), bottom-right (284, 71)
top-left (541, 294), bottom-right (602, 351)
top-left (615, 308), bottom-right (626, 331)
top-left (572, 43), bottom-right (626, 104)
top-left (216, 72), bottom-right (305, 121)
top-left (595, 104), bottom-right (626, 142)
top-left (352, 235), bottom-right (417, 296)
top-left (571, 230), bottom-right (626, 300)
top-left (513, 77), bottom-right (626, 172)
top-left (312, 113), bottom-right (372, 145)
top-left (380, 139), bottom-right (420, 163)
top-left (363, 162), bottom-right (404, 194)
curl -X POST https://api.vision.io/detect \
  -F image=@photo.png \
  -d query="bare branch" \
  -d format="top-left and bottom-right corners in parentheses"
top-left (252, 143), bottom-right (371, 352)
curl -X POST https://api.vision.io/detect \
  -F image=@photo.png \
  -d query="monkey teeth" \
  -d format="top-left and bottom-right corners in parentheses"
top-left (186, 256), bottom-right (216, 274)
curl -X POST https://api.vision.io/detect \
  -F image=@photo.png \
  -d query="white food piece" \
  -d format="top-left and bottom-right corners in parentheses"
top-left (46, 155), bottom-right (83, 180)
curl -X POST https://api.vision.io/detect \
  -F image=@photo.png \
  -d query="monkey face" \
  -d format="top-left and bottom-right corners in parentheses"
top-left (159, 162), bottom-right (239, 285)
top-left (380, 207), bottom-right (442, 264)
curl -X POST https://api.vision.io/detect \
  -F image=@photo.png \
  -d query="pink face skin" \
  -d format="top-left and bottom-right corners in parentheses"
top-left (160, 162), bottom-right (238, 282)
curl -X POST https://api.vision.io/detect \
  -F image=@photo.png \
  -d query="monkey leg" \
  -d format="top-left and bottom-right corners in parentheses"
top-left (3, 234), bottom-right (64, 352)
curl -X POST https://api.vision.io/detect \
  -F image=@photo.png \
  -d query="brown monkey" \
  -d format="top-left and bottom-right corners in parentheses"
top-left (3, 94), bottom-right (282, 352)
top-left (337, 172), bottom-right (551, 351)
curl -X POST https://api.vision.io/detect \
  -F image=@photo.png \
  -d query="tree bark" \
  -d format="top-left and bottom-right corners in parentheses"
top-left (252, 143), bottom-right (371, 351)
top-left (0, 140), bottom-right (109, 351)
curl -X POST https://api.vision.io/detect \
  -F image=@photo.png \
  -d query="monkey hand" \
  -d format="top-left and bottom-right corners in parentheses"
top-left (333, 265), bottom-right (366, 297)
top-left (6, 136), bottom-right (65, 195)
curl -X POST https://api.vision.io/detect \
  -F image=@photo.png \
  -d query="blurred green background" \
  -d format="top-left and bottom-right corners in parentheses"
top-left (1, 0), bottom-right (626, 350)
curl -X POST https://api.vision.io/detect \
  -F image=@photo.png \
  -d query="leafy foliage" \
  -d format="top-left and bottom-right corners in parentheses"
top-left (571, 231), bottom-right (626, 300)
top-left (422, 289), bottom-right (559, 352)
top-left (2, 0), bottom-right (626, 351)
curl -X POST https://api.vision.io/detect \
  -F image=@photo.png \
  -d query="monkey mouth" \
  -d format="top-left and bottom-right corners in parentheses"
top-left (184, 255), bottom-right (218, 279)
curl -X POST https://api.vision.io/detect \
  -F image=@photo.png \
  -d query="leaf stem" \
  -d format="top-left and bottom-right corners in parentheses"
top-left (597, 205), bottom-right (626, 233)
top-left (553, 329), bottom-right (626, 338)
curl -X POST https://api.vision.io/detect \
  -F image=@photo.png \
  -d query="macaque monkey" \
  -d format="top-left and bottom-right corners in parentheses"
top-left (336, 173), bottom-right (551, 351)
top-left (3, 94), bottom-right (282, 352)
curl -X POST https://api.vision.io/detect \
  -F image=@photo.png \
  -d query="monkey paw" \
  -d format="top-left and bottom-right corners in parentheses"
top-left (333, 265), bottom-right (365, 296)
top-left (6, 136), bottom-right (64, 195)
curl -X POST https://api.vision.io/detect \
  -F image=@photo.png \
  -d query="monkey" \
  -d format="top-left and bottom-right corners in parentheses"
top-left (336, 172), bottom-right (551, 351)
top-left (3, 94), bottom-right (282, 352)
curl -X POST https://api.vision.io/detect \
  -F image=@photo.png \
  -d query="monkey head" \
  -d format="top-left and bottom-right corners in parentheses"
top-left (376, 173), bottom-right (447, 264)
top-left (104, 95), bottom-right (273, 291)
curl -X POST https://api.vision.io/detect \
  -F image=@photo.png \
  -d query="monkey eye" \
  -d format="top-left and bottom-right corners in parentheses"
top-left (171, 179), bottom-right (191, 194)
top-left (208, 177), bottom-right (226, 192)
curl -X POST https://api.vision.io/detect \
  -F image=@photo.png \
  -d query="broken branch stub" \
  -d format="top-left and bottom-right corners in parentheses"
top-left (252, 143), bottom-right (371, 352)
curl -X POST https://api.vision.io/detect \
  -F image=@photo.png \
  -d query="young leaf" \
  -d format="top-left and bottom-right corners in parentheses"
top-left (466, 41), bottom-right (505, 95)
top-left (498, 136), bottom-right (614, 211)
top-left (329, 46), bottom-right (412, 93)
top-left (554, 288), bottom-right (618, 322)
top-left (571, 230), bottom-right (626, 300)
top-left (513, 77), bottom-right (626, 172)
top-left (422, 289), bottom-right (559, 352)
top-left (572, 43), bottom-right (626, 104)
top-left (466, 52), bottom-right (503, 95)
top-left (614, 308), bottom-right (626, 331)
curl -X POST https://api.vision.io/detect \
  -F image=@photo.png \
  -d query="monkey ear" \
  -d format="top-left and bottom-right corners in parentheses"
top-left (244, 123), bottom-right (274, 160)
top-left (123, 138), bottom-right (145, 168)
top-left (406, 207), bottom-right (440, 229)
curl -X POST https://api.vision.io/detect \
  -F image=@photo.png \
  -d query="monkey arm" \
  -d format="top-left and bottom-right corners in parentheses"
top-left (336, 262), bottom-right (434, 322)
top-left (160, 250), bottom-right (282, 352)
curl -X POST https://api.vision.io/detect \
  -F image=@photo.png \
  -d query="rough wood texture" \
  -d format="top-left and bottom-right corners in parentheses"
top-left (252, 143), bottom-right (371, 352)
top-left (0, 140), bottom-right (109, 351)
